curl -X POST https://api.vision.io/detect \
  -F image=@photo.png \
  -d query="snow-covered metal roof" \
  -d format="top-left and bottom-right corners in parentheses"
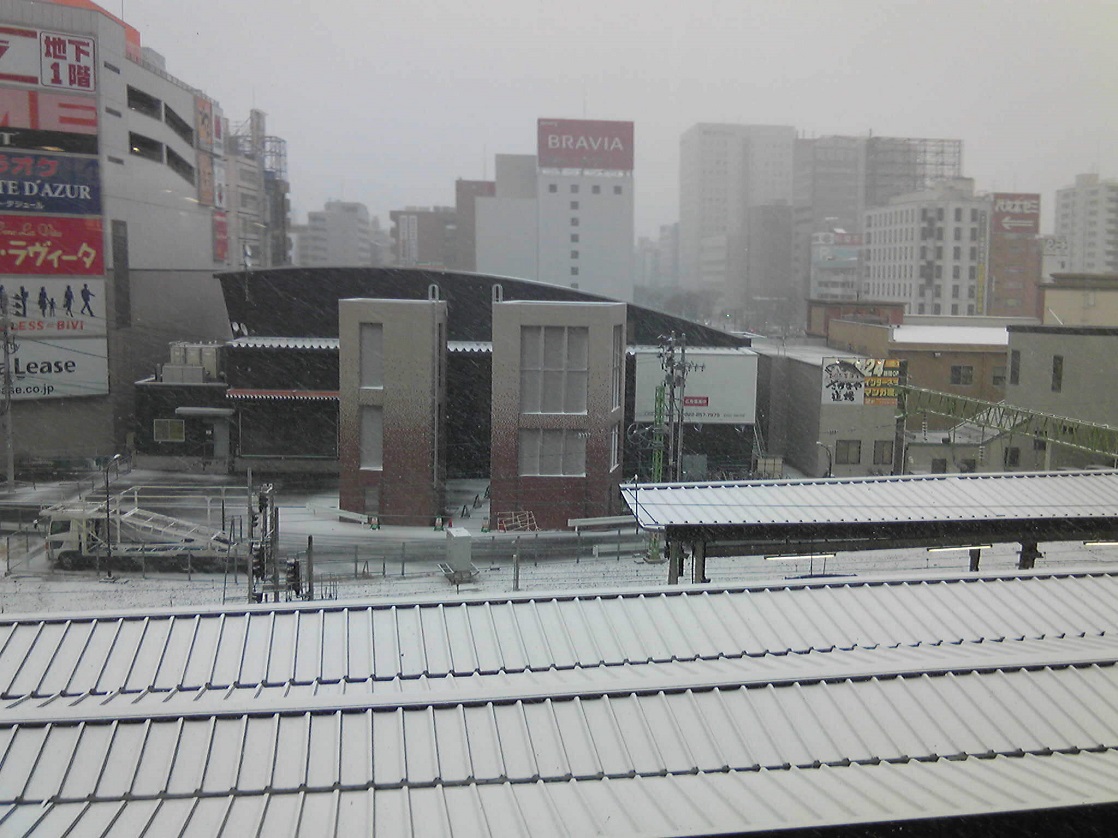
top-left (622, 469), bottom-right (1118, 530)
top-left (447, 340), bottom-right (492, 353)
top-left (3, 570), bottom-right (1118, 835)
top-left (228, 336), bottom-right (340, 350)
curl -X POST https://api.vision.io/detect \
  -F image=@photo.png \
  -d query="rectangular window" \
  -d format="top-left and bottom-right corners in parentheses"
top-left (165, 147), bottom-right (195, 185)
top-left (592, 185), bottom-right (601, 194)
top-left (931, 458), bottom-right (948, 474)
top-left (153, 418), bottom-right (185, 443)
top-left (570, 267), bottom-right (579, 276)
top-left (873, 439), bottom-right (893, 466)
top-left (548, 184), bottom-right (557, 193)
top-left (571, 184), bottom-right (579, 194)
top-left (613, 185), bottom-right (622, 195)
top-left (954, 208), bottom-right (962, 222)
top-left (128, 132), bottom-right (163, 163)
top-left (611, 324), bottom-right (623, 409)
top-left (163, 105), bottom-right (194, 145)
top-left (1010, 350), bottom-right (1020, 385)
top-left (570, 250), bottom-right (579, 259)
top-left (570, 201), bottom-right (579, 210)
top-left (951, 365), bottom-right (974, 385)
top-left (570, 234), bottom-right (579, 243)
top-left (1004, 447), bottom-right (1020, 468)
top-left (835, 439), bottom-right (861, 465)
top-left (520, 326), bottom-right (588, 414)
top-left (519, 429), bottom-right (586, 476)
top-left (570, 217), bottom-right (579, 227)
top-left (953, 246), bottom-right (961, 260)
top-left (359, 406), bottom-right (383, 469)
top-left (126, 85), bottom-right (161, 119)
top-left (992, 365), bottom-right (1006, 386)
top-left (1052, 355), bottom-right (1063, 392)
top-left (610, 424), bottom-right (620, 471)
top-left (359, 323), bottom-right (383, 387)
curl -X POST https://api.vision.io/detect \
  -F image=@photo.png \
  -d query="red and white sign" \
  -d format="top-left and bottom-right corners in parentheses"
top-left (212, 211), bottom-right (228, 263)
top-left (39, 31), bottom-right (95, 92)
top-left (538, 118), bottom-right (634, 171)
top-left (991, 193), bottom-right (1040, 236)
top-left (0, 26), bottom-right (39, 86)
top-left (683, 396), bottom-right (709, 407)
top-left (0, 86), bottom-right (98, 134)
top-left (0, 215), bottom-right (103, 275)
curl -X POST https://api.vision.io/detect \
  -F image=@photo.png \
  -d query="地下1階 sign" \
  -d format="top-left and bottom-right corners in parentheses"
top-left (1, 336), bottom-right (107, 400)
top-left (0, 215), bottom-right (103, 275)
top-left (0, 27), bottom-right (96, 92)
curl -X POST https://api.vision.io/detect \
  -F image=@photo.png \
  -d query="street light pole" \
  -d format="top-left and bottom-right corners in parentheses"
top-left (816, 441), bottom-right (833, 478)
top-left (104, 453), bottom-right (121, 578)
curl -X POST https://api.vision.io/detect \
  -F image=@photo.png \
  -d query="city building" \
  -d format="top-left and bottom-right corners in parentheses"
top-left (224, 109), bottom-right (289, 269)
top-left (808, 230), bottom-right (863, 301)
top-left (293, 201), bottom-right (375, 267)
top-left (1055, 173), bottom-right (1118, 274)
top-left (793, 136), bottom-right (963, 319)
top-left (679, 123), bottom-right (796, 322)
top-left (451, 178), bottom-right (494, 271)
top-left (1041, 273), bottom-right (1118, 326)
top-left (863, 178), bottom-right (990, 315)
top-left (338, 298), bottom-right (447, 525)
top-left (0, 0), bottom-right (251, 464)
top-left (985, 193), bottom-right (1043, 318)
top-left (477, 119), bottom-right (636, 302)
top-left (389, 205), bottom-right (456, 268)
top-left (135, 268), bottom-right (751, 525)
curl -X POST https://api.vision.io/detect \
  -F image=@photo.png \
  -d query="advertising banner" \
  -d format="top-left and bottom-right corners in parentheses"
top-left (194, 96), bottom-right (213, 151)
top-left (196, 152), bottom-right (214, 206)
top-left (212, 159), bottom-right (226, 209)
top-left (2, 277), bottom-right (105, 335)
top-left (1, 336), bottom-right (107, 400)
top-left (0, 151), bottom-right (99, 214)
top-left (634, 349), bottom-right (757, 425)
top-left (0, 26), bottom-right (39, 86)
top-left (537, 118), bottom-right (634, 171)
top-left (212, 211), bottom-right (228, 263)
top-left (0, 215), bottom-right (103, 275)
top-left (0, 87), bottom-right (98, 135)
top-left (991, 193), bottom-right (1040, 236)
top-left (821, 358), bottom-right (901, 406)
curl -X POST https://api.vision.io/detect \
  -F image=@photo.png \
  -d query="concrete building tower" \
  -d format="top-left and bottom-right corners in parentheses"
top-left (294, 201), bottom-right (375, 267)
top-left (1055, 173), bottom-right (1118, 274)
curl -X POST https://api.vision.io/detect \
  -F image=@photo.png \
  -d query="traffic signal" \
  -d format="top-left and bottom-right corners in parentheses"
top-left (252, 545), bottom-right (265, 580)
top-left (286, 559), bottom-right (302, 595)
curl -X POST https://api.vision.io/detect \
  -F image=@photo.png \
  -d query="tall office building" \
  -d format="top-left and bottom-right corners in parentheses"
top-left (389, 206), bottom-right (457, 268)
top-left (224, 109), bottom-right (289, 269)
top-left (477, 119), bottom-right (635, 302)
top-left (794, 135), bottom-right (963, 310)
top-left (679, 123), bottom-right (796, 322)
top-left (1055, 173), bottom-right (1118, 274)
top-left (293, 201), bottom-right (375, 267)
top-left (863, 179), bottom-right (989, 315)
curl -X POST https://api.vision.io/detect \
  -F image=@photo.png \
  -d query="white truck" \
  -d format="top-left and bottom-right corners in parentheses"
top-left (41, 501), bottom-right (238, 571)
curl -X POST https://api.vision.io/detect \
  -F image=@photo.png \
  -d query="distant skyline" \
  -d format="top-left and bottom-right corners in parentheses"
top-left (117, 0), bottom-right (1118, 237)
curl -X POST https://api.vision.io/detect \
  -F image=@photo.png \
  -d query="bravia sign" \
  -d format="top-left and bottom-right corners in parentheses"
top-left (537, 118), bottom-right (634, 171)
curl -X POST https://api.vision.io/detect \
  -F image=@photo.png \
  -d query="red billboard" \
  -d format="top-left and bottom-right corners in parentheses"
top-left (0, 215), bottom-right (103, 274)
top-left (991, 193), bottom-right (1040, 236)
top-left (537, 118), bottom-right (634, 171)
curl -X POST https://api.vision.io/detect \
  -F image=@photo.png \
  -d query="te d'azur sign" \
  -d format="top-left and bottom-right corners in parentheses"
top-left (0, 151), bottom-right (100, 214)
top-left (537, 118), bottom-right (634, 171)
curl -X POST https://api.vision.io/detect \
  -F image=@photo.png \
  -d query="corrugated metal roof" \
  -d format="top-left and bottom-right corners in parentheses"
top-left (3, 571), bottom-right (1118, 835)
top-left (622, 469), bottom-right (1118, 529)
top-left (3, 571), bottom-right (1118, 700)
top-left (2, 752), bottom-right (1116, 837)
top-left (225, 388), bottom-right (339, 401)
top-left (228, 336), bottom-right (339, 350)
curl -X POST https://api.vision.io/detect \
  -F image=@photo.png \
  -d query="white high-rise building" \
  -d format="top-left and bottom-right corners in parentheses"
top-left (1055, 174), bottom-right (1118, 274)
top-left (292, 201), bottom-right (375, 267)
top-left (477, 119), bottom-right (635, 301)
top-left (679, 123), bottom-right (796, 317)
top-left (864, 179), bottom-right (990, 316)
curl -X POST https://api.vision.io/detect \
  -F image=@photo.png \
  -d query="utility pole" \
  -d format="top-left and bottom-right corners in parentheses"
top-left (0, 289), bottom-right (14, 492)
top-left (659, 331), bottom-right (704, 482)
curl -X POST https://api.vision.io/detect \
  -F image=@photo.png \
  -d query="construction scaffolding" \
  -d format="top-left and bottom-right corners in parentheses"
top-left (865, 137), bottom-right (963, 208)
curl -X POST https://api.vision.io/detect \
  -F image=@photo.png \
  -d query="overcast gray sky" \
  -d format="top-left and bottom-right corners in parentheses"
top-left (120, 0), bottom-right (1117, 237)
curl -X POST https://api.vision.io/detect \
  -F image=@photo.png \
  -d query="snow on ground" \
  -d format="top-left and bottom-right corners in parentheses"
top-left (4, 470), bottom-right (1118, 617)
